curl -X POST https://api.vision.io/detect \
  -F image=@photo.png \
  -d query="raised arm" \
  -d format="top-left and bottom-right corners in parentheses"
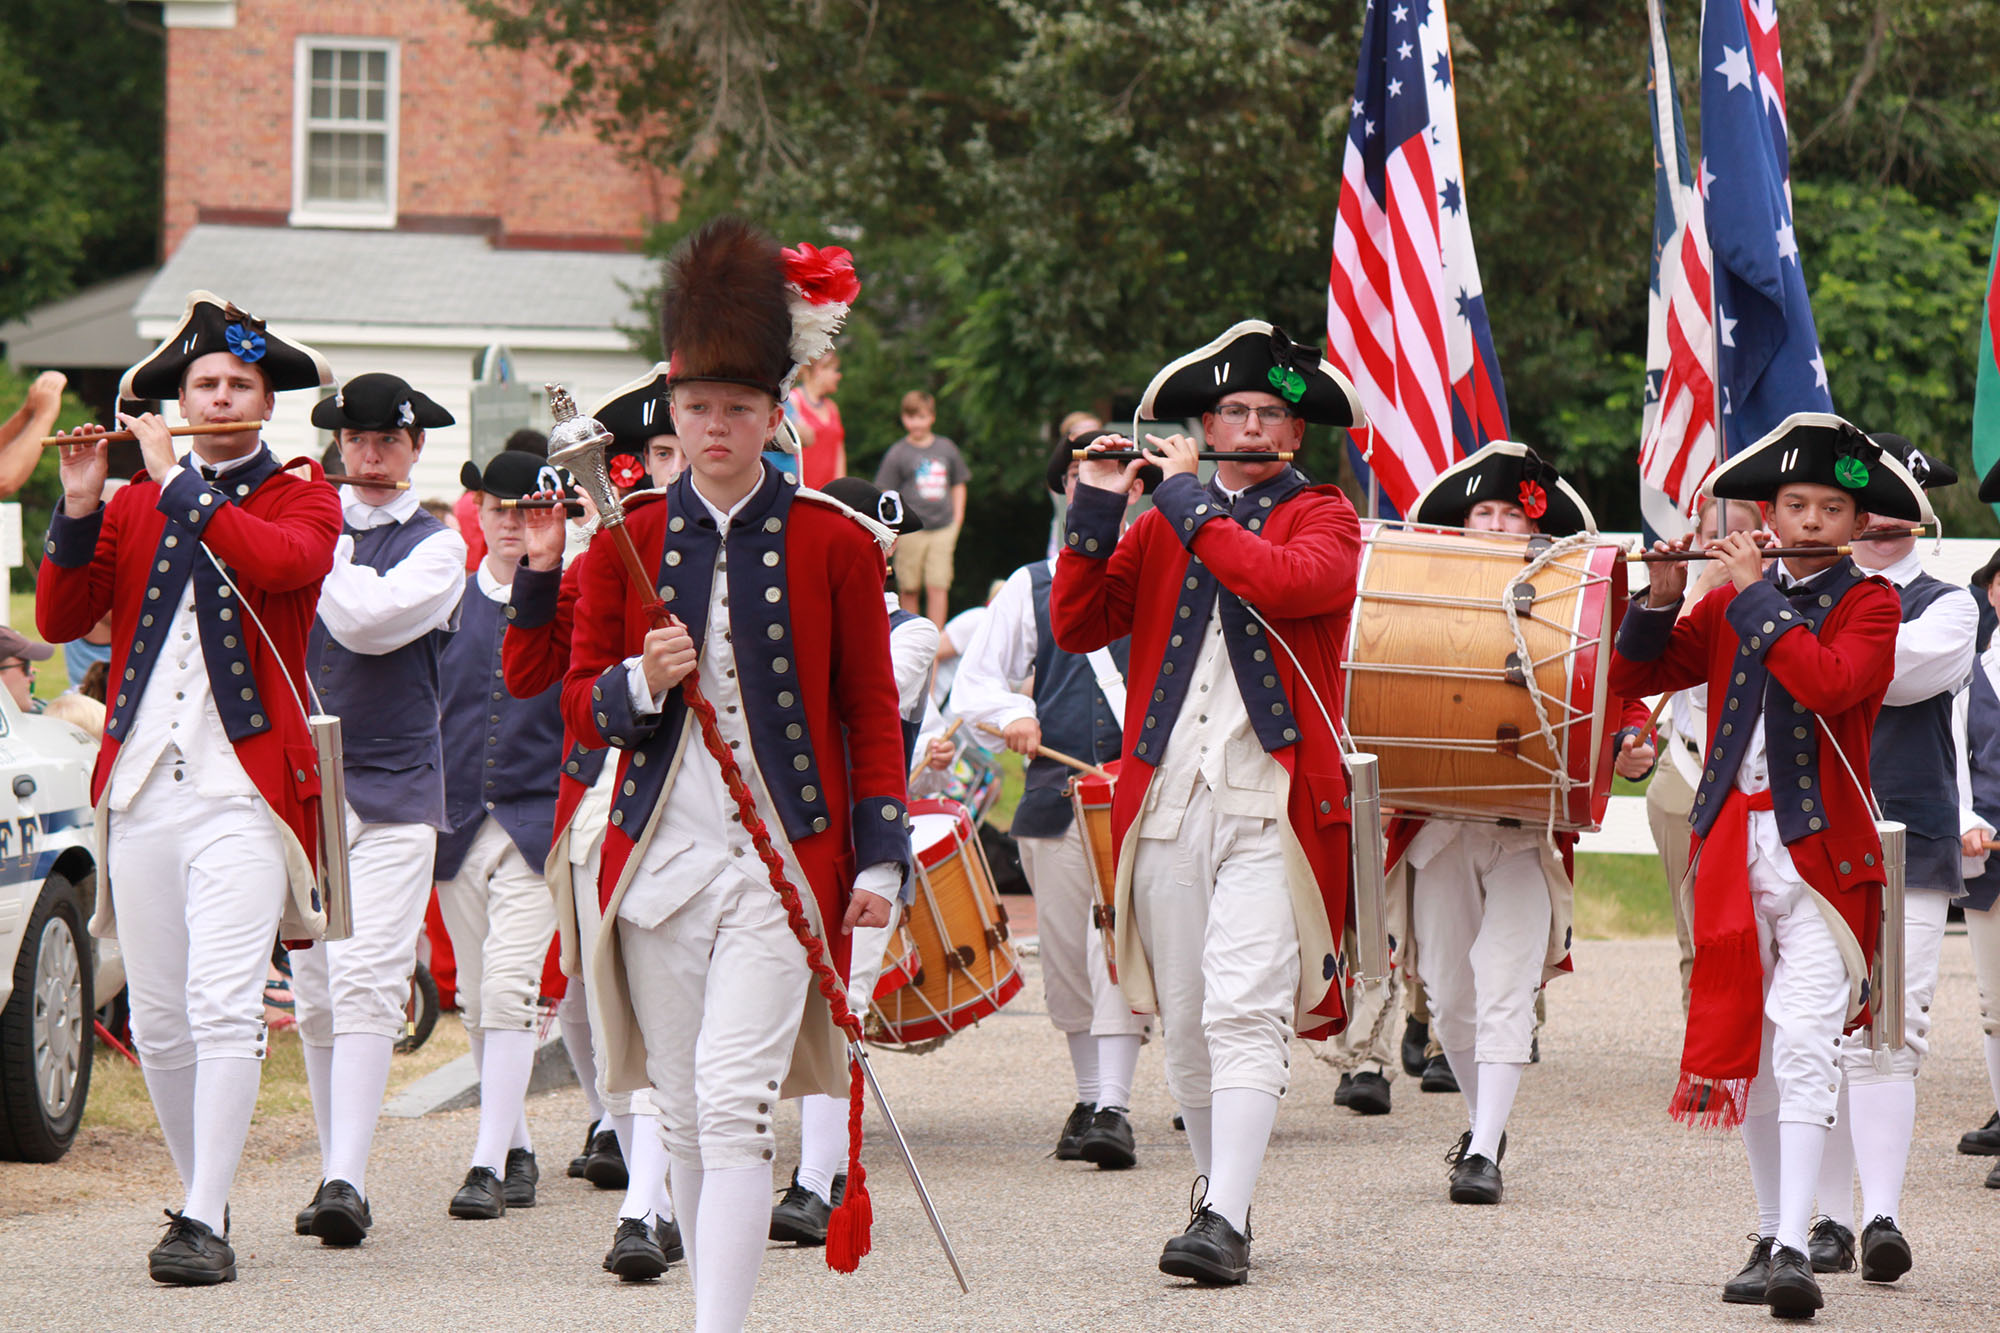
top-left (504, 558), bottom-right (583, 698)
top-left (1050, 482), bottom-right (1148, 654)
top-left (318, 525), bottom-right (466, 654)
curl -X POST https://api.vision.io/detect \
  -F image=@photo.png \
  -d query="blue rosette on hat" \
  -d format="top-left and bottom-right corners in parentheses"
top-left (119, 290), bottom-right (334, 400)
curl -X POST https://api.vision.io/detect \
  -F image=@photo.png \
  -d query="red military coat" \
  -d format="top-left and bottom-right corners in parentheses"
top-left (1051, 469), bottom-right (1361, 1039)
top-left (37, 455), bottom-right (340, 939)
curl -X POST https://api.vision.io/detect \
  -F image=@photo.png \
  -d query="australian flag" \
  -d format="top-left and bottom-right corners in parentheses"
top-left (1700, 0), bottom-right (1832, 453)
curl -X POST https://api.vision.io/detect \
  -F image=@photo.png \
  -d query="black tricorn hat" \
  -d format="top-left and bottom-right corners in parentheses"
top-left (1869, 432), bottom-right (1957, 490)
top-left (1973, 546), bottom-right (2000, 591)
top-left (312, 372), bottom-right (454, 434)
top-left (1409, 441), bottom-right (1597, 537)
top-left (120, 289), bottom-right (334, 400)
top-left (1138, 320), bottom-right (1364, 428)
top-left (592, 364), bottom-right (674, 453)
top-left (821, 476), bottom-right (923, 535)
top-left (461, 450), bottom-right (567, 502)
top-left (662, 217), bottom-right (794, 399)
top-left (1045, 429), bottom-right (1161, 497)
top-left (1706, 412), bottom-right (1932, 524)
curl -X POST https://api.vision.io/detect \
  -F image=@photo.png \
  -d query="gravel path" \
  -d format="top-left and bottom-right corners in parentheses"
top-left (6, 934), bottom-right (1999, 1330)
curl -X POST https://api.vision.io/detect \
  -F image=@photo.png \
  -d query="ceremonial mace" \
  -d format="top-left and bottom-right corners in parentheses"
top-left (545, 386), bottom-right (968, 1293)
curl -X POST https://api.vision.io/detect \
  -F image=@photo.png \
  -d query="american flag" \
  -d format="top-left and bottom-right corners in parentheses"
top-left (1326, 0), bottom-right (1508, 519)
top-left (1701, 0), bottom-right (1832, 448)
top-left (1637, 0), bottom-right (1715, 538)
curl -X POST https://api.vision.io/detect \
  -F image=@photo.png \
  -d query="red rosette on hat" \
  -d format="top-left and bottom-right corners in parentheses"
top-left (782, 243), bottom-right (861, 306)
top-left (609, 453), bottom-right (647, 490)
top-left (1517, 479), bottom-right (1548, 520)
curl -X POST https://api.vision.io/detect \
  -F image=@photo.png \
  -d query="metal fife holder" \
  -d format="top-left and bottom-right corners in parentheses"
top-left (1346, 752), bottom-right (1391, 982)
top-left (1868, 819), bottom-right (1907, 1063)
top-left (311, 713), bottom-right (353, 942)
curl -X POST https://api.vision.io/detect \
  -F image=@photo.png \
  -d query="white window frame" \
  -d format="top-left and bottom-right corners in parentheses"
top-left (290, 35), bottom-right (400, 229)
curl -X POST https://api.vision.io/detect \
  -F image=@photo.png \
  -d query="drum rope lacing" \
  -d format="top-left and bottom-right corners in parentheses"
top-left (871, 818), bottom-right (1017, 1052)
top-left (1501, 530), bottom-right (1605, 841)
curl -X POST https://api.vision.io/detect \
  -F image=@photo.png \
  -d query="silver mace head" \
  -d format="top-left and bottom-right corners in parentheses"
top-left (544, 383), bottom-right (624, 528)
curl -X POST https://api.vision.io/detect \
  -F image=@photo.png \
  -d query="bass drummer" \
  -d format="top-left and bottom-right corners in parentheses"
top-left (949, 433), bottom-right (1154, 1171)
top-left (1394, 442), bottom-right (1657, 1208)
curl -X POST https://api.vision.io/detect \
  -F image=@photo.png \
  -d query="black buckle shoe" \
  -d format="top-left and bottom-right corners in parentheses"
top-left (654, 1216), bottom-right (685, 1265)
top-left (1420, 1053), bottom-right (1459, 1093)
top-left (309, 1179), bottom-right (372, 1247)
top-left (149, 1210), bottom-right (237, 1286)
top-left (569, 1119), bottom-right (599, 1179)
top-left (1054, 1101), bottom-right (1093, 1161)
top-left (1157, 1177), bottom-right (1250, 1286)
top-left (1346, 1070), bottom-right (1392, 1117)
top-left (295, 1179), bottom-right (328, 1236)
top-left (1959, 1110), bottom-right (2000, 1156)
top-left (449, 1166), bottom-right (507, 1220)
top-left (769, 1168), bottom-right (832, 1245)
top-left (1859, 1215), bottom-right (1912, 1284)
top-left (1806, 1217), bottom-right (1854, 1274)
top-left (1079, 1108), bottom-right (1138, 1170)
top-left (1723, 1234), bottom-right (1776, 1304)
top-left (605, 1217), bottom-right (669, 1281)
top-left (583, 1128), bottom-right (627, 1190)
top-left (1400, 1017), bottom-right (1429, 1078)
top-left (1764, 1243), bottom-right (1824, 1318)
top-left (503, 1148), bottom-right (539, 1208)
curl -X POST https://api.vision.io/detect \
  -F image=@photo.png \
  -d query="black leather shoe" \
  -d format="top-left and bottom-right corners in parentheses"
top-left (606, 1217), bottom-right (668, 1281)
top-left (769, 1168), bottom-right (832, 1245)
top-left (1346, 1071), bottom-right (1392, 1116)
top-left (583, 1128), bottom-right (627, 1189)
top-left (569, 1120), bottom-right (599, 1179)
top-left (1055, 1101), bottom-right (1093, 1160)
top-left (309, 1179), bottom-right (372, 1247)
top-left (1401, 1017), bottom-right (1429, 1078)
top-left (1764, 1244), bottom-right (1824, 1318)
top-left (1447, 1143), bottom-right (1503, 1204)
top-left (654, 1216), bottom-right (684, 1265)
top-left (1333, 1073), bottom-right (1353, 1106)
top-left (1963, 1110), bottom-right (2000, 1156)
top-left (1157, 1179), bottom-right (1250, 1286)
top-left (449, 1166), bottom-right (507, 1219)
top-left (1807, 1217), bottom-right (1854, 1274)
top-left (1859, 1215), bottom-right (1912, 1284)
top-left (295, 1179), bottom-right (327, 1235)
top-left (1079, 1108), bottom-right (1138, 1169)
top-left (503, 1148), bottom-right (539, 1208)
top-left (1723, 1235), bottom-right (1775, 1304)
top-left (149, 1210), bottom-right (237, 1286)
top-left (1420, 1053), bottom-right (1459, 1093)
top-left (1986, 1157), bottom-right (2000, 1190)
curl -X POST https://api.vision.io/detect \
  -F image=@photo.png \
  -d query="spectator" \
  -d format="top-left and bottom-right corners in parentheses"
top-left (76, 659), bottom-right (108, 705)
top-left (43, 689), bottom-right (104, 739)
top-left (875, 390), bottom-right (969, 627)
top-left (64, 608), bottom-right (113, 690)
top-left (0, 371), bottom-right (67, 499)
top-left (0, 627), bottom-right (53, 713)
top-left (787, 352), bottom-right (845, 489)
top-left (421, 496), bottom-right (458, 530)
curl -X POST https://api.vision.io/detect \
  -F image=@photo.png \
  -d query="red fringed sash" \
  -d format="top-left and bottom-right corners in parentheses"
top-left (1670, 788), bottom-right (1771, 1129)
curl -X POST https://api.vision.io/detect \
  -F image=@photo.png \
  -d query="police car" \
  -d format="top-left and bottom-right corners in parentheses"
top-left (0, 687), bottom-right (109, 1161)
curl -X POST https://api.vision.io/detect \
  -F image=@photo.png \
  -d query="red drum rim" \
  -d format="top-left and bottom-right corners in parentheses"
top-left (871, 967), bottom-right (1024, 1046)
top-left (1069, 756), bottom-right (1121, 803)
top-left (908, 797), bottom-right (976, 871)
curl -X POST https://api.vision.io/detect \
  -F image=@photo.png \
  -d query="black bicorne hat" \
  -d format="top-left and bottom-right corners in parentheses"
top-left (821, 476), bottom-right (923, 534)
top-left (1409, 441), bottom-right (1597, 537)
top-left (1706, 412), bottom-right (1932, 524)
top-left (1138, 320), bottom-right (1364, 428)
top-left (461, 450), bottom-right (568, 502)
top-left (1869, 432), bottom-right (1957, 491)
top-left (120, 290), bottom-right (334, 400)
top-left (312, 372), bottom-right (454, 434)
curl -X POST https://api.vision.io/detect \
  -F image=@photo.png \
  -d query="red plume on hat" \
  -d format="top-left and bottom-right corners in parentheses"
top-left (660, 216), bottom-right (797, 397)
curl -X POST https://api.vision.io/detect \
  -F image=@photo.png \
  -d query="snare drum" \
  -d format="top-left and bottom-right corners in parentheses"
top-left (1067, 760), bottom-right (1121, 983)
top-left (870, 798), bottom-right (1024, 1048)
top-left (1344, 522), bottom-right (1626, 829)
top-left (873, 920), bottom-right (922, 1001)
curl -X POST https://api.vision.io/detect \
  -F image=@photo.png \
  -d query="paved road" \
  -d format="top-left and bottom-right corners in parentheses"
top-left (7, 936), bottom-right (2000, 1331)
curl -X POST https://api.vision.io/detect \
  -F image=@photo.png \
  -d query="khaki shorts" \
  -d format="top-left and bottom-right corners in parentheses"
top-left (894, 522), bottom-right (960, 592)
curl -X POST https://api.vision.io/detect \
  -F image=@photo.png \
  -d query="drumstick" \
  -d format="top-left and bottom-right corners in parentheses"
top-left (42, 420), bottom-right (263, 448)
top-left (1625, 527), bottom-right (1924, 562)
top-left (323, 474), bottom-right (413, 491)
top-left (1074, 449), bottom-right (1294, 463)
top-left (910, 718), bottom-right (964, 785)
top-left (975, 722), bottom-right (1113, 780)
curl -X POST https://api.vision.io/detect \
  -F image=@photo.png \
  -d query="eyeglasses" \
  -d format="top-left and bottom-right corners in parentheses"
top-left (1212, 405), bottom-right (1296, 426)
top-left (0, 660), bottom-right (32, 679)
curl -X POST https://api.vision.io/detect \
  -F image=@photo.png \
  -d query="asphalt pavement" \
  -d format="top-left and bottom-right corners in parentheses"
top-left (6, 935), bottom-right (2000, 1331)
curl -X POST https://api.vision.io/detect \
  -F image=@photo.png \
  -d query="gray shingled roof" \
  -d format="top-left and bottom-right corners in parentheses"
top-left (135, 225), bottom-right (660, 332)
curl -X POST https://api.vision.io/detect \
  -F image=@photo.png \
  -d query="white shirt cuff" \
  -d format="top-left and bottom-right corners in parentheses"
top-left (853, 862), bottom-right (900, 906)
top-left (625, 656), bottom-right (660, 715)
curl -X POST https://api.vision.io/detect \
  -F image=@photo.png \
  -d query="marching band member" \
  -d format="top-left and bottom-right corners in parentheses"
top-left (1810, 437), bottom-right (1976, 1283)
top-left (510, 366), bottom-right (687, 1278)
top-left (39, 292), bottom-right (339, 1284)
top-left (562, 217), bottom-right (907, 1330)
top-left (949, 433), bottom-right (1152, 1168)
top-left (1953, 536), bottom-right (2000, 1183)
top-left (1052, 320), bottom-right (1364, 1285)
top-left (292, 374), bottom-right (467, 1246)
top-left (435, 450), bottom-right (566, 1221)
top-left (1611, 413), bottom-right (1926, 1320)
top-left (1396, 442), bottom-right (1657, 1204)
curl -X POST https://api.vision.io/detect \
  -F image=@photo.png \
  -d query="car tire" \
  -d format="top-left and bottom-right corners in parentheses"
top-left (0, 873), bottom-right (94, 1162)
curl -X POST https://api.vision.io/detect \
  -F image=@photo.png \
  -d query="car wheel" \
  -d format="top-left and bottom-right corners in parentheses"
top-left (0, 873), bottom-right (94, 1161)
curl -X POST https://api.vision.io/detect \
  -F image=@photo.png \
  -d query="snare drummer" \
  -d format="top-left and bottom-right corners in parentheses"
top-left (1053, 321), bottom-right (1364, 1286)
top-left (950, 431), bottom-right (1153, 1170)
top-left (1611, 413), bottom-right (1923, 1320)
top-left (1396, 442), bottom-right (1657, 1207)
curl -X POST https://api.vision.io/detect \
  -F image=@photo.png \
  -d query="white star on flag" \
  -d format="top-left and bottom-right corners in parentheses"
top-left (1719, 313), bottom-right (1738, 348)
top-left (1397, 40), bottom-right (1413, 59)
top-left (1392, 3), bottom-right (1408, 20)
top-left (1388, 78), bottom-right (1403, 97)
top-left (1716, 45), bottom-right (1752, 92)
top-left (1700, 158), bottom-right (1716, 199)
top-left (1810, 352), bottom-right (1828, 390)
top-left (1364, 118), bottom-right (1376, 137)
top-left (1775, 221), bottom-right (1798, 263)
top-left (1352, 97), bottom-right (1364, 117)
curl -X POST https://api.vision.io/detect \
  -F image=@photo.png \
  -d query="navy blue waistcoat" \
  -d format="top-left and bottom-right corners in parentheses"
top-left (308, 511), bottom-right (457, 829)
top-left (1963, 660), bottom-right (2000, 911)
top-left (434, 573), bottom-right (563, 880)
top-left (1012, 561), bottom-right (1127, 839)
top-left (1870, 571), bottom-right (1967, 893)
